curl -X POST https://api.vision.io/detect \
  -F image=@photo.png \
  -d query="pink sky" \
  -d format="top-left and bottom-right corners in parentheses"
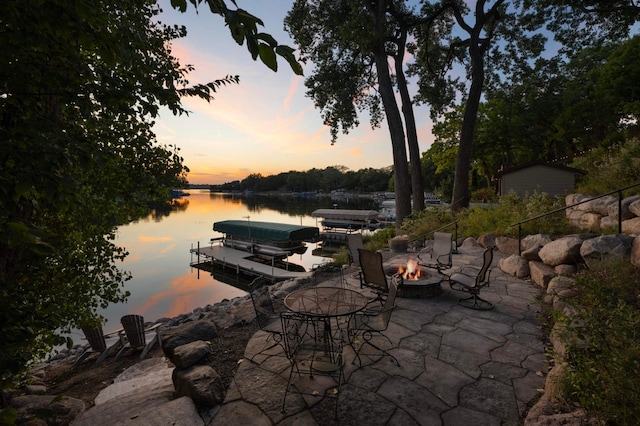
top-left (154, 0), bottom-right (434, 185)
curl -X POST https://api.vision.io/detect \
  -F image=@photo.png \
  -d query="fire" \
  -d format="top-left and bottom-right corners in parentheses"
top-left (398, 258), bottom-right (422, 280)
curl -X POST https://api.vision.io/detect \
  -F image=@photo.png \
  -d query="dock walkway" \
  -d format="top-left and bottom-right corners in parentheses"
top-left (190, 244), bottom-right (311, 281)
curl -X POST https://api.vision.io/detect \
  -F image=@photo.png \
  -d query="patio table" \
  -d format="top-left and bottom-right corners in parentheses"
top-left (284, 287), bottom-right (368, 370)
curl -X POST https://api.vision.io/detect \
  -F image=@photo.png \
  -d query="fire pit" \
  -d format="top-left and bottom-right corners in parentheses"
top-left (386, 258), bottom-right (443, 299)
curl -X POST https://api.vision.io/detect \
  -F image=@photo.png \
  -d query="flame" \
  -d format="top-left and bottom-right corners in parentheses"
top-left (397, 258), bottom-right (422, 280)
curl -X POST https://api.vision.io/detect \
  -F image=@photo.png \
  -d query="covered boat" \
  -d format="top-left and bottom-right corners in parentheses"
top-left (213, 220), bottom-right (319, 258)
top-left (311, 209), bottom-right (379, 231)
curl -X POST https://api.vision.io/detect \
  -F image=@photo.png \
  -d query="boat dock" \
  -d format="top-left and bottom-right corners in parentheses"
top-left (190, 243), bottom-right (312, 281)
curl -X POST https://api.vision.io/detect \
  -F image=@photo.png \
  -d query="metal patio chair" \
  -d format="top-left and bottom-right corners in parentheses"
top-left (418, 231), bottom-right (454, 274)
top-left (281, 311), bottom-right (344, 420)
top-left (358, 248), bottom-right (402, 306)
top-left (449, 247), bottom-right (495, 310)
top-left (350, 279), bottom-right (400, 367)
top-left (247, 276), bottom-right (288, 362)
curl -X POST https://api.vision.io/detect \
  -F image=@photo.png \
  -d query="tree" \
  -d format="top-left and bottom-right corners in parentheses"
top-left (285, 0), bottom-right (428, 226)
top-left (0, 0), bottom-right (301, 381)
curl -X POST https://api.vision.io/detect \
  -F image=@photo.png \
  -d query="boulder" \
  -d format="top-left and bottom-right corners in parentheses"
top-left (529, 261), bottom-right (555, 289)
top-left (161, 320), bottom-right (219, 358)
top-left (578, 212), bottom-right (602, 230)
top-left (477, 233), bottom-right (496, 249)
top-left (547, 276), bottom-right (575, 298)
top-left (566, 209), bottom-right (584, 226)
top-left (521, 234), bottom-right (552, 252)
top-left (172, 340), bottom-right (211, 369)
top-left (632, 235), bottom-right (640, 268)
top-left (608, 194), bottom-right (640, 220)
top-left (622, 217), bottom-right (640, 234)
top-left (538, 236), bottom-right (584, 266)
top-left (499, 254), bottom-right (530, 278)
top-left (630, 199), bottom-right (640, 217)
top-left (10, 394), bottom-right (85, 425)
top-left (579, 234), bottom-right (634, 268)
top-left (565, 193), bottom-right (588, 207)
top-left (521, 245), bottom-right (542, 261)
top-left (495, 236), bottom-right (520, 256)
top-left (554, 264), bottom-right (577, 275)
top-left (172, 364), bottom-right (225, 407)
top-left (600, 216), bottom-right (619, 230)
top-left (460, 236), bottom-right (480, 247)
top-left (576, 195), bottom-right (617, 215)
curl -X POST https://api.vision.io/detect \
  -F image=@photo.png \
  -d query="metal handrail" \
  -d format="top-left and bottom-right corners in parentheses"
top-left (409, 220), bottom-right (459, 253)
top-left (510, 182), bottom-right (640, 254)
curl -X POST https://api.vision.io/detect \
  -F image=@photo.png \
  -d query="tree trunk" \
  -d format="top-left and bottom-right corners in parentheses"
top-left (394, 29), bottom-right (425, 212)
top-left (373, 0), bottom-right (411, 227)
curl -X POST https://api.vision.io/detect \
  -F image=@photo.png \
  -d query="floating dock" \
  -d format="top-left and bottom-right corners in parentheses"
top-left (190, 243), bottom-right (312, 282)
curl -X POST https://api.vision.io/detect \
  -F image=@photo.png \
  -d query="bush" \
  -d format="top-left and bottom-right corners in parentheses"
top-left (561, 258), bottom-right (640, 425)
top-left (572, 137), bottom-right (640, 195)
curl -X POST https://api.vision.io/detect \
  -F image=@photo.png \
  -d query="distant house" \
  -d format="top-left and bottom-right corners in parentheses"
top-left (494, 162), bottom-right (586, 197)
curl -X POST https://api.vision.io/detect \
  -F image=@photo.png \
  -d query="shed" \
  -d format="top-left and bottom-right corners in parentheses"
top-left (494, 162), bottom-right (586, 197)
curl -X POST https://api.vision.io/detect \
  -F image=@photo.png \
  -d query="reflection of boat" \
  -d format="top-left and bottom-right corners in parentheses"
top-left (214, 220), bottom-right (319, 257)
top-left (189, 220), bottom-right (319, 281)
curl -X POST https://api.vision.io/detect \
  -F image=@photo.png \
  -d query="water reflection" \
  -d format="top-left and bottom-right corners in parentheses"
top-left (99, 190), bottom-right (379, 327)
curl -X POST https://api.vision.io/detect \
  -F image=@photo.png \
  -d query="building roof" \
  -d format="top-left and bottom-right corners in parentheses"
top-left (494, 162), bottom-right (586, 178)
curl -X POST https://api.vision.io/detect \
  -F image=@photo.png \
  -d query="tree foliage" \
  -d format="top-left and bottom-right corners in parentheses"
top-left (0, 0), bottom-right (301, 382)
top-left (284, 0), bottom-right (430, 225)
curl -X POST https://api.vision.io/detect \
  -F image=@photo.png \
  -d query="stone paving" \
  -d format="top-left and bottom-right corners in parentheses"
top-left (212, 246), bottom-right (547, 426)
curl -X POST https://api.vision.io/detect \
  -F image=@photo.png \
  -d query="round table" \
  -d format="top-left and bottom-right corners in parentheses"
top-left (284, 287), bottom-right (368, 318)
top-left (284, 287), bottom-right (368, 372)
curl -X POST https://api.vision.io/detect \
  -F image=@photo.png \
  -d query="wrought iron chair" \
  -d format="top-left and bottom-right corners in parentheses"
top-left (358, 248), bottom-right (402, 305)
top-left (346, 233), bottom-right (364, 267)
top-left (74, 325), bottom-right (124, 367)
top-left (247, 276), bottom-right (287, 362)
top-left (418, 231), bottom-right (454, 277)
top-left (350, 279), bottom-right (400, 367)
top-left (280, 312), bottom-right (344, 420)
top-left (115, 315), bottom-right (162, 360)
top-left (449, 247), bottom-right (495, 310)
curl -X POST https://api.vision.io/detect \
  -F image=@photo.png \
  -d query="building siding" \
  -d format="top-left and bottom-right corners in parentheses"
top-left (500, 165), bottom-right (576, 197)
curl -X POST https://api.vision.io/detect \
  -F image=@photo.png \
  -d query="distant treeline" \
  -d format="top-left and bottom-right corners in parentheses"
top-left (205, 166), bottom-right (394, 193)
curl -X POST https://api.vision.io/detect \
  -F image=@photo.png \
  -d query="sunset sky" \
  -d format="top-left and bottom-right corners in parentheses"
top-left (154, 0), bottom-right (434, 185)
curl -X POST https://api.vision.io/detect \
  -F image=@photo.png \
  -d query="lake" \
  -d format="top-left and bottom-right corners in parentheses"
top-left (97, 190), bottom-right (379, 330)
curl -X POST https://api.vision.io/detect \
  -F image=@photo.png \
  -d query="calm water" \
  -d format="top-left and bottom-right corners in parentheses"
top-left (97, 190), bottom-right (379, 329)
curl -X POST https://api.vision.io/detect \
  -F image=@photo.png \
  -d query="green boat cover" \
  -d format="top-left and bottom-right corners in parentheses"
top-left (213, 220), bottom-right (319, 242)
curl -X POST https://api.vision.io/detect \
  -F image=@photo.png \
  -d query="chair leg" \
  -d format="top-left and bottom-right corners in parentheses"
top-left (354, 330), bottom-right (400, 367)
top-left (457, 293), bottom-right (494, 310)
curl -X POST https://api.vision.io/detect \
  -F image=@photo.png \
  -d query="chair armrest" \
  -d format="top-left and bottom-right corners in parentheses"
top-left (103, 328), bottom-right (124, 338)
top-left (455, 265), bottom-right (480, 277)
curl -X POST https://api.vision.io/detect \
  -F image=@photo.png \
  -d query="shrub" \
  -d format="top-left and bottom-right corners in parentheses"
top-left (561, 258), bottom-right (640, 425)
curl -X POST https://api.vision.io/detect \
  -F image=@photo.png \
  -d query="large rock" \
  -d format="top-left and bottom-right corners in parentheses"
top-left (521, 244), bottom-right (542, 261)
top-left (521, 234), bottom-right (552, 252)
top-left (579, 234), bottom-right (634, 268)
top-left (499, 254), bottom-right (530, 278)
top-left (622, 217), bottom-right (640, 234)
top-left (600, 215), bottom-right (619, 230)
top-left (632, 236), bottom-right (640, 268)
top-left (630, 199), bottom-right (640, 217)
top-left (495, 236), bottom-right (520, 256)
top-left (578, 212), bottom-right (602, 229)
top-left (161, 320), bottom-right (219, 358)
top-left (576, 195), bottom-right (617, 215)
top-left (173, 364), bottom-right (225, 407)
top-left (608, 194), bottom-right (640, 220)
top-left (10, 394), bottom-right (85, 425)
top-left (477, 233), bottom-right (496, 249)
top-left (565, 193), bottom-right (588, 207)
top-left (538, 236), bottom-right (585, 266)
top-left (172, 340), bottom-right (211, 369)
top-left (529, 261), bottom-right (555, 289)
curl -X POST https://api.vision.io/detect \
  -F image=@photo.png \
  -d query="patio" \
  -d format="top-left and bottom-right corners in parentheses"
top-left (214, 245), bottom-right (546, 425)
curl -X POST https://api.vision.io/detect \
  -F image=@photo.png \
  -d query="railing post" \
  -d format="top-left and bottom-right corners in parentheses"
top-left (618, 190), bottom-right (623, 234)
top-left (454, 222), bottom-right (459, 253)
top-left (518, 224), bottom-right (522, 256)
